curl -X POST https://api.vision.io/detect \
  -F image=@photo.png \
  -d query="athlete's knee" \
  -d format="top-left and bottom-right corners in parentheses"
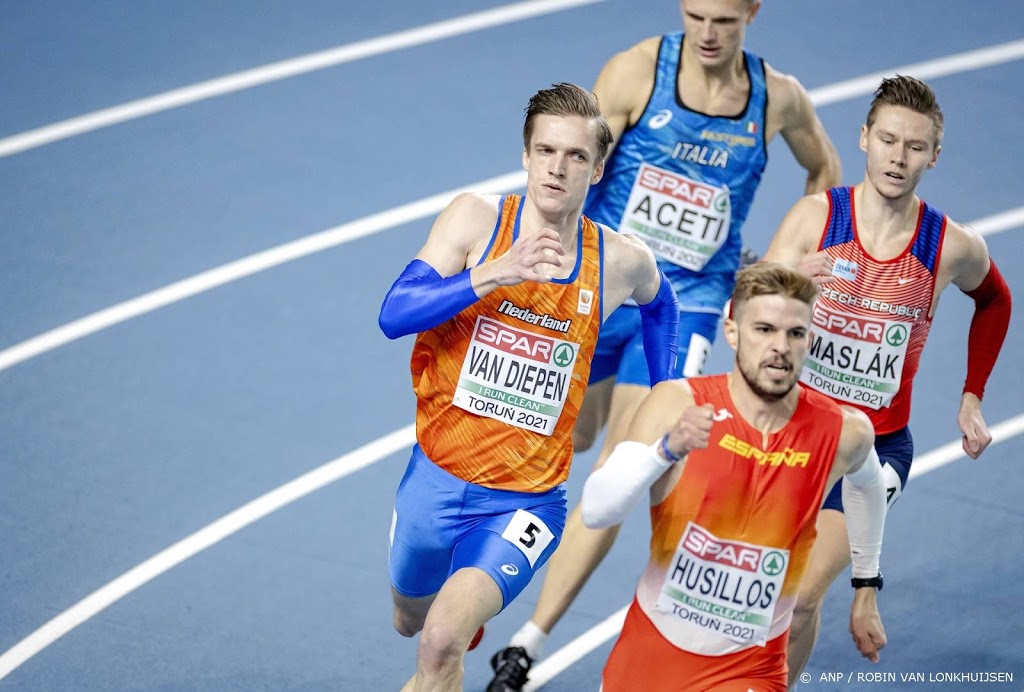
top-left (417, 619), bottom-right (466, 673)
top-left (392, 592), bottom-right (430, 638)
top-left (393, 606), bottom-right (425, 638)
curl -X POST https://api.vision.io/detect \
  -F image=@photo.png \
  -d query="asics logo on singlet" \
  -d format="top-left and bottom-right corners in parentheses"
top-left (648, 109), bottom-right (673, 129)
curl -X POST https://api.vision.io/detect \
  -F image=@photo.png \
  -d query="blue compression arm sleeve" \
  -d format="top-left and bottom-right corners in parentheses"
top-left (638, 270), bottom-right (680, 386)
top-left (378, 259), bottom-right (479, 339)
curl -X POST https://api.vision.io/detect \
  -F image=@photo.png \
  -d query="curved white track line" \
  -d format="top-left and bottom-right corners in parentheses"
top-left (0, 0), bottom-right (605, 157)
top-left (0, 425), bottom-right (416, 680)
top-left (0, 170), bottom-right (525, 372)
top-left (0, 210), bottom-right (1019, 681)
top-left (2, 37), bottom-right (1024, 683)
top-left (1, 39), bottom-right (1022, 373)
top-left (522, 413), bottom-right (1024, 690)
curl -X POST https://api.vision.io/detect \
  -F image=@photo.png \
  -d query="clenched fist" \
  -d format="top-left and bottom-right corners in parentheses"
top-left (662, 403), bottom-right (716, 460)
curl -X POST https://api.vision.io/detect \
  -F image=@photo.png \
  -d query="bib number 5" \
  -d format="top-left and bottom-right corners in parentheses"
top-left (501, 509), bottom-right (555, 567)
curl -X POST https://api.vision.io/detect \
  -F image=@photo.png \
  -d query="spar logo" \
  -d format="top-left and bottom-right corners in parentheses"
top-left (683, 525), bottom-right (761, 572)
top-left (761, 551), bottom-right (786, 576)
top-left (885, 324), bottom-right (909, 347)
top-left (552, 344), bottom-right (575, 368)
top-left (637, 164), bottom-right (715, 208)
top-left (812, 304), bottom-right (886, 342)
top-left (475, 317), bottom-right (558, 364)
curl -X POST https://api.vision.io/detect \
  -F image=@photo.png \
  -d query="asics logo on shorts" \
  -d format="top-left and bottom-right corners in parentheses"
top-left (501, 564), bottom-right (520, 576)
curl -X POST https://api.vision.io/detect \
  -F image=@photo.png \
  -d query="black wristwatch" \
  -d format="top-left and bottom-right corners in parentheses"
top-left (851, 574), bottom-right (883, 590)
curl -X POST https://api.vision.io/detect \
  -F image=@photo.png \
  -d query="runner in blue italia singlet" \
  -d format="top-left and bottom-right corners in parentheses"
top-left (585, 33), bottom-right (768, 385)
top-left (488, 12), bottom-right (842, 687)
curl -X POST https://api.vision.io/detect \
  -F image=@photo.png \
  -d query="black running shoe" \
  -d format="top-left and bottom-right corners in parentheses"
top-left (486, 646), bottom-right (533, 692)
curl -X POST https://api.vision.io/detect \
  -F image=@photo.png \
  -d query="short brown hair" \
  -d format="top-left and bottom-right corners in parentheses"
top-left (866, 75), bottom-right (944, 146)
top-left (731, 262), bottom-right (818, 315)
top-left (523, 82), bottom-right (614, 161)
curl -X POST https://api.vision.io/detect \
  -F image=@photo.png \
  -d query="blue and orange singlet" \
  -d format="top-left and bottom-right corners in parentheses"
top-left (635, 375), bottom-right (842, 655)
top-left (411, 195), bottom-right (604, 492)
top-left (801, 186), bottom-right (946, 434)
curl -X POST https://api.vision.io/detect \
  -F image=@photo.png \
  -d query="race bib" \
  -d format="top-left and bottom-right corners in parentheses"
top-left (620, 162), bottom-right (731, 271)
top-left (500, 509), bottom-right (555, 567)
top-left (802, 302), bottom-right (909, 409)
top-left (656, 522), bottom-right (788, 647)
top-left (452, 316), bottom-right (578, 435)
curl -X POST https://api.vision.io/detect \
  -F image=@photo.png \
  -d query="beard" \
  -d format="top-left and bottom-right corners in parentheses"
top-left (737, 354), bottom-right (799, 403)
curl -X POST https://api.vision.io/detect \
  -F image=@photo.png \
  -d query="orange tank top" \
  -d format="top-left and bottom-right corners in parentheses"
top-left (412, 194), bottom-right (604, 492)
top-left (635, 374), bottom-right (842, 655)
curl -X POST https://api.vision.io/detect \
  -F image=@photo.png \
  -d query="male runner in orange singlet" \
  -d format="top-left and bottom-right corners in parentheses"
top-left (580, 263), bottom-right (888, 691)
top-left (378, 83), bottom-right (681, 692)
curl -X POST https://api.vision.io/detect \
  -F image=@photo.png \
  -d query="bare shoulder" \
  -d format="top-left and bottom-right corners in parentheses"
top-left (788, 191), bottom-right (832, 224)
top-left (445, 191), bottom-right (501, 223)
top-left (764, 191), bottom-right (831, 260)
top-left (594, 36), bottom-right (660, 123)
top-left (598, 224), bottom-right (662, 313)
top-left (602, 223), bottom-right (656, 274)
top-left (649, 377), bottom-right (695, 408)
top-left (604, 35), bottom-right (660, 75)
top-left (436, 192), bottom-right (501, 242)
top-left (939, 217), bottom-right (991, 287)
top-left (763, 62), bottom-right (811, 121)
top-left (416, 192), bottom-right (500, 272)
top-left (632, 378), bottom-right (695, 438)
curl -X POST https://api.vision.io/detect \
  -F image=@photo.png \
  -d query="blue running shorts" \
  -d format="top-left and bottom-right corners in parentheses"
top-left (822, 426), bottom-right (913, 512)
top-left (389, 444), bottom-right (567, 609)
top-left (589, 305), bottom-right (720, 386)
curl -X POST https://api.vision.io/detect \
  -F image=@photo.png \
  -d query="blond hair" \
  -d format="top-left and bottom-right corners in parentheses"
top-left (731, 262), bottom-right (818, 315)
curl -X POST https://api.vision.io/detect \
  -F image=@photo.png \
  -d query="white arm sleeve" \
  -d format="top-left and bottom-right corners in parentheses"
top-left (581, 440), bottom-right (673, 529)
top-left (841, 446), bottom-right (887, 578)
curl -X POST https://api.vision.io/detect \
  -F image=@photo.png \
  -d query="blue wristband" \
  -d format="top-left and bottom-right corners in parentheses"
top-left (658, 434), bottom-right (683, 462)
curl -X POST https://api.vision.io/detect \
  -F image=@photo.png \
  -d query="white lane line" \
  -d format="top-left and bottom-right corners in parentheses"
top-left (811, 38), bottom-right (1024, 106)
top-left (0, 170), bottom-right (526, 373)
top-left (0, 195), bottom-right (1018, 374)
top-left (963, 206), bottom-right (1024, 237)
top-left (2, 39), bottom-right (1023, 372)
top-left (523, 412), bottom-right (1024, 690)
top-left (1, 41), bottom-right (1024, 678)
top-left (0, 425), bottom-right (416, 681)
top-left (3, 410), bottom-right (1021, 683)
top-left (523, 607), bottom-right (628, 692)
top-left (0, 0), bottom-right (604, 158)
top-left (0, 221), bottom-right (1018, 686)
